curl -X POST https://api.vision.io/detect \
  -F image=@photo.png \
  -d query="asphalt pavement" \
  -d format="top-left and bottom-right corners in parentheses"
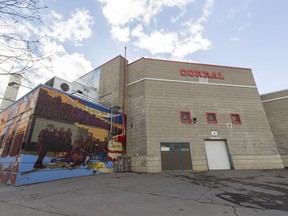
top-left (0, 169), bottom-right (287, 216)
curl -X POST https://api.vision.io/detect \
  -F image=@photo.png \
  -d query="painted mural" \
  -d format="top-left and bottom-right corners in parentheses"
top-left (0, 85), bottom-right (125, 186)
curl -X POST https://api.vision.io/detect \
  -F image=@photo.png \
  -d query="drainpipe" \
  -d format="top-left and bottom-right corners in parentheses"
top-left (123, 47), bottom-right (127, 116)
top-left (122, 47), bottom-right (127, 154)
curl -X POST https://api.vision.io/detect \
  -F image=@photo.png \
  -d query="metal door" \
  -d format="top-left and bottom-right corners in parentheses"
top-left (205, 140), bottom-right (231, 170)
top-left (161, 143), bottom-right (192, 171)
top-left (160, 144), bottom-right (170, 170)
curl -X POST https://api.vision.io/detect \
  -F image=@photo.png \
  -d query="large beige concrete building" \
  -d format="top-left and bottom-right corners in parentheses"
top-left (261, 90), bottom-right (288, 168)
top-left (1, 55), bottom-right (284, 186)
top-left (94, 55), bottom-right (284, 172)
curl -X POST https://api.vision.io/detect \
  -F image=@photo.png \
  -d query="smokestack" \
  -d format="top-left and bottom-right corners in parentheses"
top-left (0, 74), bottom-right (22, 110)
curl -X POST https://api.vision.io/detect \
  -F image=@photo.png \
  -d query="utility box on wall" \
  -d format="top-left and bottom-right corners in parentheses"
top-left (117, 156), bottom-right (131, 172)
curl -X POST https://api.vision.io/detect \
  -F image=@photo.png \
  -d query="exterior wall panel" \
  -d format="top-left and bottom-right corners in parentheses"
top-left (127, 58), bottom-right (284, 172)
top-left (261, 90), bottom-right (288, 167)
top-left (126, 81), bottom-right (148, 172)
top-left (99, 56), bottom-right (127, 110)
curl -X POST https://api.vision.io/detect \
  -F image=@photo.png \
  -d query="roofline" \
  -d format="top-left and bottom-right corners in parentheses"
top-left (0, 84), bottom-right (113, 113)
top-left (97, 55), bottom-right (127, 68)
top-left (128, 57), bottom-right (251, 70)
top-left (39, 84), bottom-right (112, 111)
top-left (128, 57), bottom-right (145, 66)
top-left (260, 88), bottom-right (288, 96)
top-left (77, 55), bottom-right (127, 79)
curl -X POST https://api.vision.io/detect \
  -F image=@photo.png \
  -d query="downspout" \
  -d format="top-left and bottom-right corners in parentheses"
top-left (122, 47), bottom-right (127, 154)
top-left (123, 47), bottom-right (127, 117)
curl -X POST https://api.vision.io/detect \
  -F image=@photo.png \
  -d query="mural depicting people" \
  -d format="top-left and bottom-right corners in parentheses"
top-left (10, 155), bottom-right (21, 185)
top-left (0, 163), bottom-right (12, 184)
top-left (51, 135), bottom-right (91, 168)
top-left (0, 86), bottom-right (124, 186)
top-left (64, 128), bottom-right (72, 147)
top-left (33, 124), bottom-right (56, 169)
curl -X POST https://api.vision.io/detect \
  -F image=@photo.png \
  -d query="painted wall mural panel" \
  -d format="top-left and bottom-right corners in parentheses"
top-left (0, 85), bottom-right (124, 186)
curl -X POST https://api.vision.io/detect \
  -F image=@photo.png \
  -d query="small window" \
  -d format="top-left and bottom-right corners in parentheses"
top-left (180, 111), bottom-right (191, 123)
top-left (230, 114), bottom-right (241, 124)
top-left (206, 112), bottom-right (217, 124)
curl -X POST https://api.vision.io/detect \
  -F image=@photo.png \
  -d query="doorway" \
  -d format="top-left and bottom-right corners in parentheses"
top-left (205, 140), bottom-right (231, 170)
top-left (161, 143), bottom-right (192, 171)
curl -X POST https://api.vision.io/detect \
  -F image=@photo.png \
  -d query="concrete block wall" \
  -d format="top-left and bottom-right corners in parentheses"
top-left (261, 89), bottom-right (288, 167)
top-left (126, 59), bottom-right (149, 172)
top-left (98, 56), bottom-right (127, 110)
top-left (143, 58), bottom-right (257, 86)
top-left (144, 80), bottom-right (283, 170)
top-left (125, 58), bottom-right (284, 172)
top-left (232, 155), bottom-right (284, 169)
top-left (126, 81), bottom-right (148, 172)
top-left (131, 156), bottom-right (148, 172)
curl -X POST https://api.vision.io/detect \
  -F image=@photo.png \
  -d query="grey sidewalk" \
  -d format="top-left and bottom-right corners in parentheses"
top-left (0, 169), bottom-right (287, 216)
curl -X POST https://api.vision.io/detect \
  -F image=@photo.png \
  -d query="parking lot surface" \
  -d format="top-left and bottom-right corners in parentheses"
top-left (0, 169), bottom-right (287, 216)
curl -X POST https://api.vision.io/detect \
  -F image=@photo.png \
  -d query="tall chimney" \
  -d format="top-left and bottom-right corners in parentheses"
top-left (0, 74), bottom-right (22, 111)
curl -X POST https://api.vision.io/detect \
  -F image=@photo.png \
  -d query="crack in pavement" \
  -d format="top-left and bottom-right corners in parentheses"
top-left (109, 184), bottom-right (263, 214)
top-left (165, 172), bottom-right (288, 212)
top-left (0, 200), bottom-right (70, 216)
top-left (232, 206), bottom-right (239, 216)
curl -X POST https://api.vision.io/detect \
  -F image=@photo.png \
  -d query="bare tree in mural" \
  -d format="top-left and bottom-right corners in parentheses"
top-left (0, 0), bottom-right (49, 84)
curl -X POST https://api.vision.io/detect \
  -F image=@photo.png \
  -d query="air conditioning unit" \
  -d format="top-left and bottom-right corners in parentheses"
top-left (45, 76), bottom-right (73, 94)
top-left (45, 76), bottom-right (99, 103)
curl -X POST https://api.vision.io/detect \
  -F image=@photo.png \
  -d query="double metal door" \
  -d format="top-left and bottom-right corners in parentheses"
top-left (161, 143), bottom-right (192, 171)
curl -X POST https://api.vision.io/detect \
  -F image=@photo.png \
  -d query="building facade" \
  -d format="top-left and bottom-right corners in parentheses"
top-left (96, 56), bottom-right (284, 172)
top-left (1, 55), bottom-right (285, 185)
top-left (261, 90), bottom-right (288, 167)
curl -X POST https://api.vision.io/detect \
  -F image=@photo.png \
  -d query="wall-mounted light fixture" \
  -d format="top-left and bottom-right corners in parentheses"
top-left (192, 117), bottom-right (197, 124)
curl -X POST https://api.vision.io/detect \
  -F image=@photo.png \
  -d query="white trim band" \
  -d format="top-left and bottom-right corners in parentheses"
top-left (127, 78), bottom-right (257, 89)
top-left (262, 96), bottom-right (288, 103)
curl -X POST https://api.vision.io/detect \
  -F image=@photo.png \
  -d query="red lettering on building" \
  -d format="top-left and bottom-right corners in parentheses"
top-left (211, 72), bottom-right (218, 79)
top-left (179, 69), bottom-right (224, 80)
top-left (218, 72), bottom-right (224, 80)
top-left (202, 71), bottom-right (211, 78)
top-left (195, 70), bottom-right (203, 77)
top-left (180, 69), bottom-right (187, 76)
top-left (188, 70), bottom-right (194, 77)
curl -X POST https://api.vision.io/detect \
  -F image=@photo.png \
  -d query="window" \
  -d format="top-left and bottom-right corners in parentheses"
top-left (180, 111), bottom-right (191, 123)
top-left (230, 114), bottom-right (241, 124)
top-left (206, 112), bottom-right (217, 124)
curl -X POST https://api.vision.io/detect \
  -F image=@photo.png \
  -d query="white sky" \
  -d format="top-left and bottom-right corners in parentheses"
top-left (1, 0), bottom-right (288, 103)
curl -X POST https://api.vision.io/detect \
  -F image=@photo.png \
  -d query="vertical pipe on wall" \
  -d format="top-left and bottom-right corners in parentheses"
top-left (122, 47), bottom-right (127, 154)
top-left (123, 47), bottom-right (127, 116)
top-left (110, 92), bottom-right (114, 135)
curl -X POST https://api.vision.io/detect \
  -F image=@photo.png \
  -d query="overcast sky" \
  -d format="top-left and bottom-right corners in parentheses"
top-left (1, 0), bottom-right (288, 102)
